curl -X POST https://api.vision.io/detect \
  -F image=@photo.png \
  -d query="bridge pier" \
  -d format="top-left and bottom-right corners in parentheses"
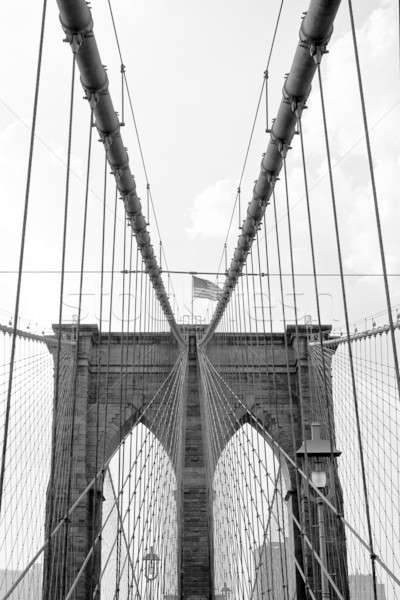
top-left (179, 334), bottom-right (213, 599)
top-left (42, 327), bottom-right (101, 599)
top-left (206, 326), bottom-right (349, 600)
top-left (42, 324), bottom-right (349, 599)
top-left (42, 325), bottom-right (179, 599)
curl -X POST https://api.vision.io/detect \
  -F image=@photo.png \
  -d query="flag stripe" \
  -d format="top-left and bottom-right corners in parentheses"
top-left (192, 276), bottom-right (222, 301)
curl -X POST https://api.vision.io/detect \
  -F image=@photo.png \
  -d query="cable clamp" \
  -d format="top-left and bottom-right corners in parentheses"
top-left (270, 131), bottom-right (290, 158)
top-left (63, 31), bottom-right (84, 53)
top-left (309, 42), bottom-right (327, 64)
top-left (299, 18), bottom-right (331, 64)
top-left (83, 77), bottom-right (109, 109)
top-left (100, 126), bottom-right (120, 152)
top-left (111, 164), bottom-right (124, 181)
top-left (283, 88), bottom-right (307, 119)
top-left (61, 17), bottom-right (94, 54)
top-left (61, 14), bottom-right (93, 51)
top-left (282, 77), bottom-right (309, 118)
top-left (298, 37), bottom-right (328, 65)
top-left (266, 171), bottom-right (278, 185)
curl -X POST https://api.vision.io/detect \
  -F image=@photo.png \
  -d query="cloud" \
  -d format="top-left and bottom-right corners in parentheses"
top-left (287, 0), bottom-right (400, 275)
top-left (186, 179), bottom-right (237, 238)
top-left (185, 0), bottom-right (400, 325)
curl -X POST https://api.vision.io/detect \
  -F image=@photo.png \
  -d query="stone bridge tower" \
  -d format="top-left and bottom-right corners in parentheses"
top-left (43, 324), bottom-right (348, 599)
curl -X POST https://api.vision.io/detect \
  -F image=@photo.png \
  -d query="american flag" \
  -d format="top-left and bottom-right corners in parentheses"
top-left (192, 276), bottom-right (222, 301)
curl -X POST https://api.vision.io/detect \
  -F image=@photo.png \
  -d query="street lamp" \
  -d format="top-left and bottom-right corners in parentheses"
top-left (221, 582), bottom-right (231, 599)
top-left (297, 423), bottom-right (341, 600)
top-left (312, 470), bottom-right (329, 600)
top-left (144, 546), bottom-right (160, 582)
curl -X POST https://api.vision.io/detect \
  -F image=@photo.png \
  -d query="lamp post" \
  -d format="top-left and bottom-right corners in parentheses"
top-left (144, 546), bottom-right (160, 600)
top-left (221, 582), bottom-right (231, 599)
top-left (296, 423), bottom-right (341, 600)
top-left (312, 470), bottom-right (329, 600)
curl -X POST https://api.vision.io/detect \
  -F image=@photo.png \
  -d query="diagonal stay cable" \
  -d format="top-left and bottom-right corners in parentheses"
top-left (199, 349), bottom-right (400, 588)
top-left (0, 353), bottom-right (185, 600)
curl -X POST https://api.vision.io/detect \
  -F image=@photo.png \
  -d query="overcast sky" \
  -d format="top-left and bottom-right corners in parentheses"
top-left (1, 3), bottom-right (399, 593)
top-left (0, 0), bottom-right (399, 332)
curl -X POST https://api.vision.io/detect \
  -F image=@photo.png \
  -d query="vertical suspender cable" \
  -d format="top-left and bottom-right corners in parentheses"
top-left (90, 154), bottom-right (108, 596)
top-left (281, 158), bottom-right (318, 596)
top-left (61, 107), bottom-right (93, 597)
top-left (56, 0), bottom-right (184, 347)
top-left (102, 189), bottom-right (118, 468)
top-left (317, 60), bottom-right (378, 599)
top-left (46, 54), bottom-right (76, 599)
top-left (0, 0), bottom-right (48, 516)
top-left (347, 0), bottom-right (400, 401)
top-left (115, 222), bottom-right (127, 598)
top-left (201, 0), bottom-right (341, 346)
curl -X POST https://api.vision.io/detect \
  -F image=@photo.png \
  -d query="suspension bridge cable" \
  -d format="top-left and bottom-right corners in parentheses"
top-left (89, 153), bottom-right (108, 596)
top-left (267, 195), bottom-right (314, 594)
top-left (291, 110), bottom-right (349, 591)
top-left (256, 227), bottom-right (293, 598)
top-left (125, 245), bottom-right (138, 597)
top-left (105, 0), bottom-right (180, 311)
top-left (314, 53), bottom-right (379, 598)
top-left (202, 0), bottom-right (341, 345)
top-left (280, 170), bottom-right (316, 595)
top-left (209, 339), bottom-right (400, 588)
top-left (215, 0), bottom-right (285, 276)
top-left (201, 353), bottom-right (292, 597)
top-left (1, 354), bottom-right (185, 600)
top-left (60, 105), bottom-right (94, 597)
top-left (44, 52), bottom-right (76, 600)
top-left (114, 222), bottom-right (127, 598)
top-left (56, 0), bottom-right (184, 346)
top-left (0, 0), bottom-right (48, 517)
top-left (121, 234), bottom-right (133, 596)
top-left (202, 281), bottom-right (297, 596)
top-left (347, 0), bottom-right (400, 403)
top-left (60, 398), bottom-right (181, 599)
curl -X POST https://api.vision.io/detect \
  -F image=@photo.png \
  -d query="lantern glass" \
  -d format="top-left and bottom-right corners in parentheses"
top-left (311, 470), bottom-right (327, 489)
top-left (144, 547), bottom-right (160, 581)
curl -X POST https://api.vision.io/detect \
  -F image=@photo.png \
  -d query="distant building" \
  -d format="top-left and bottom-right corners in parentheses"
top-left (349, 574), bottom-right (386, 600)
top-left (253, 541), bottom-right (289, 600)
top-left (0, 565), bottom-right (42, 599)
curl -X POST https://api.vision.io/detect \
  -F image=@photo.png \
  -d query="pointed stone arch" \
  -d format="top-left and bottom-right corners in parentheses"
top-left (212, 421), bottom-right (297, 598)
top-left (100, 421), bottom-right (179, 598)
top-left (43, 325), bottom-right (180, 600)
top-left (205, 325), bottom-right (349, 599)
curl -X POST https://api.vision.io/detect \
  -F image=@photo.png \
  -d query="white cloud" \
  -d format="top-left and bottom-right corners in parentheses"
top-left (186, 179), bottom-right (237, 238)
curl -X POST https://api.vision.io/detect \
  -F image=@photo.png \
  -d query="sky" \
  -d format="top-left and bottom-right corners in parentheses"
top-left (0, 0), bottom-right (399, 334)
top-left (1, 2), bottom-right (399, 595)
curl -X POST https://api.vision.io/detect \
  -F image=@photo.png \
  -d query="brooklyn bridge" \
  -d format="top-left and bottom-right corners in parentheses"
top-left (0, 0), bottom-right (399, 598)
